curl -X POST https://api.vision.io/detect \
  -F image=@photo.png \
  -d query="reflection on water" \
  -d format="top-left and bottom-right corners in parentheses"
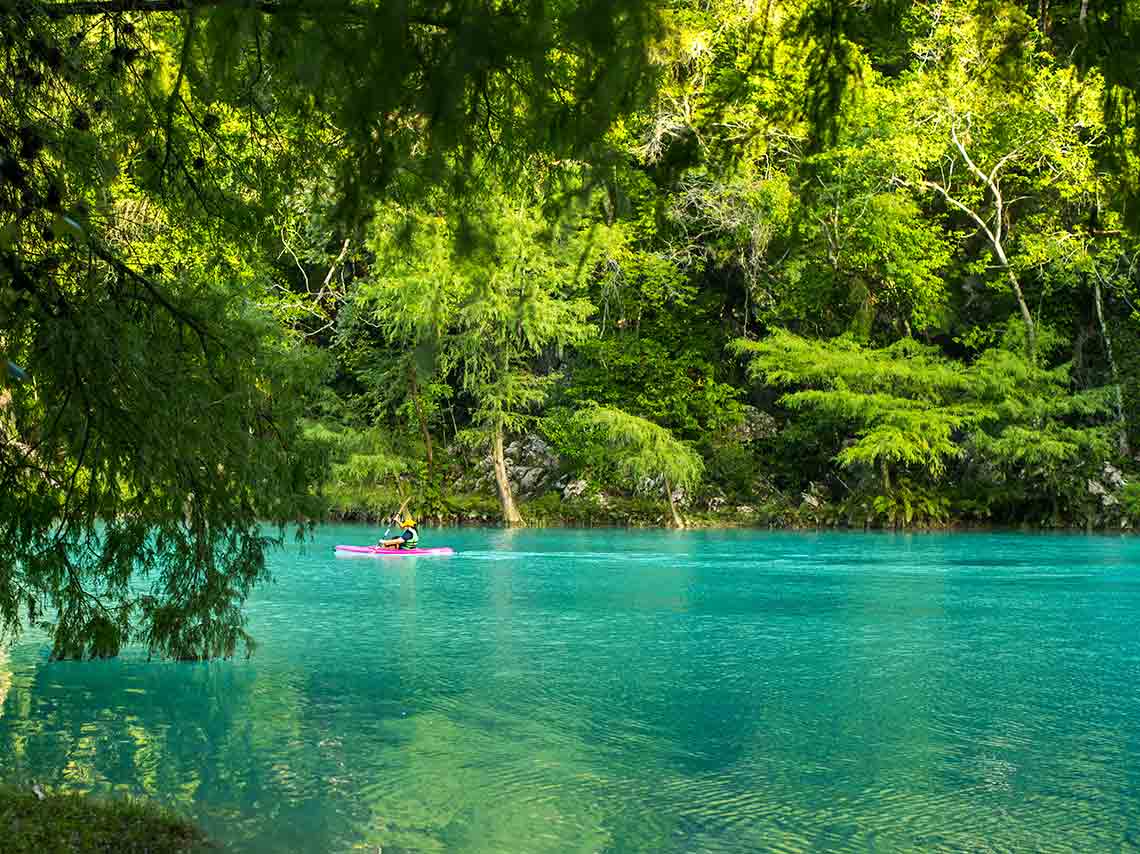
top-left (2, 529), bottom-right (1140, 852)
top-left (0, 647), bottom-right (8, 720)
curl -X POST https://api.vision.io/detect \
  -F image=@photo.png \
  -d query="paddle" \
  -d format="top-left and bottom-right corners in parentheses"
top-left (380, 496), bottom-right (413, 547)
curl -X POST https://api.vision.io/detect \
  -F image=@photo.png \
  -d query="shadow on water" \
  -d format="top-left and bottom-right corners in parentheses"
top-left (2, 527), bottom-right (1140, 852)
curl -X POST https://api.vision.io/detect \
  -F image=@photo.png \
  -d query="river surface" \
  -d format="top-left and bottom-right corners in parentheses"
top-left (2, 528), bottom-right (1139, 852)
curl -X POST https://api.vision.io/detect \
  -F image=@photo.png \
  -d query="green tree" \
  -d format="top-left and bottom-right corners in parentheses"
top-left (734, 329), bottom-right (1116, 525)
top-left (360, 188), bottom-right (595, 525)
top-left (0, 0), bottom-right (662, 656)
top-left (576, 406), bottom-right (703, 528)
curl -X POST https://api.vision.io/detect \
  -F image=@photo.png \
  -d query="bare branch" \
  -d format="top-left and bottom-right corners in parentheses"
top-left (987, 148), bottom-right (1020, 187)
top-left (950, 119), bottom-right (1012, 243)
top-left (921, 179), bottom-right (998, 246)
top-left (278, 226), bottom-right (309, 291)
top-left (321, 238), bottom-right (351, 289)
top-left (949, 121), bottom-right (990, 189)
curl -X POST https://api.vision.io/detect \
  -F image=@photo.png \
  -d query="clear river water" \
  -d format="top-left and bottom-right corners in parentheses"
top-left (2, 527), bottom-right (1140, 853)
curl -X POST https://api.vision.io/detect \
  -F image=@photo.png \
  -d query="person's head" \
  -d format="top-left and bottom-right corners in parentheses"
top-left (402, 518), bottom-right (416, 529)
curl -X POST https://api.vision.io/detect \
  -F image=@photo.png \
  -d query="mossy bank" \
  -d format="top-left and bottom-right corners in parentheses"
top-left (0, 785), bottom-right (207, 854)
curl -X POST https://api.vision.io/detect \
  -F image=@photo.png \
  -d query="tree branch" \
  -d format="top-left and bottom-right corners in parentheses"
top-left (160, 8), bottom-right (197, 189)
top-left (921, 179), bottom-right (998, 247)
top-left (42, 0), bottom-right (294, 16)
top-left (949, 120), bottom-right (1017, 244)
top-left (40, 0), bottom-right (455, 26)
top-left (321, 237), bottom-right (351, 289)
top-left (949, 121), bottom-right (989, 189)
top-left (87, 243), bottom-right (216, 348)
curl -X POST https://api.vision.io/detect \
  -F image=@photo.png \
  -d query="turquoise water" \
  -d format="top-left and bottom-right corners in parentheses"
top-left (2, 528), bottom-right (1140, 852)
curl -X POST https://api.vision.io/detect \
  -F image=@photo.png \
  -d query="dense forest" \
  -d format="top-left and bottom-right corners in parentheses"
top-left (5, 0), bottom-right (1140, 657)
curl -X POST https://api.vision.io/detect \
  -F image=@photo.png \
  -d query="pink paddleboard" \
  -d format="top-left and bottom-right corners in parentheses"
top-left (335, 545), bottom-right (455, 557)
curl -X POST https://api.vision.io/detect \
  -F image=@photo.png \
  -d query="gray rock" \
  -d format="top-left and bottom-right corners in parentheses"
top-left (637, 474), bottom-right (665, 496)
top-left (1088, 478), bottom-right (1119, 507)
top-left (563, 478), bottom-right (589, 499)
top-left (1103, 463), bottom-right (1126, 490)
top-left (736, 406), bottom-right (778, 442)
top-left (518, 466), bottom-right (546, 495)
top-left (462, 433), bottom-right (563, 497)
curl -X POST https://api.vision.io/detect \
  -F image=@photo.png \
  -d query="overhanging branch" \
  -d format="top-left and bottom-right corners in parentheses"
top-left (42, 0), bottom-right (280, 15)
top-left (39, 0), bottom-right (456, 26)
top-left (41, 0), bottom-right (298, 16)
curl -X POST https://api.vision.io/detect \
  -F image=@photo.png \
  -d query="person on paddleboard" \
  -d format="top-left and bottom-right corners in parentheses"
top-left (380, 517), bottom-right (420, 550)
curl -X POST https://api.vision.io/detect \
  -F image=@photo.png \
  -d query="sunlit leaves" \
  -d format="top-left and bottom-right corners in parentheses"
top-left (735, 329), bottom-right (1115, 515)
top-left (576, 405), bottom-right (703, 491)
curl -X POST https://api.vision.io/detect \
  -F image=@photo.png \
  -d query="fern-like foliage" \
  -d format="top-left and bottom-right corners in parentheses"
top-left (734, 330), bottom-right (1116, 523)
top-left (576, 406), bottom-right (704, 492)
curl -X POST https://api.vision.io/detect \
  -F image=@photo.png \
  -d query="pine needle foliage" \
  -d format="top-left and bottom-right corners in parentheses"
top-left (576, 406), bottom-right (702, 525)
top-left (0, 0), bottom-right (662, 655)
top-left (733, 330), bottom-right (1116, 521)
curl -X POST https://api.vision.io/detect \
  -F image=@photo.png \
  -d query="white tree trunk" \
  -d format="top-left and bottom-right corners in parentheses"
top-left (664, 475), bottom-right (685, 529)
top-left (924, 124), bottom-right (1037, 360)
top-left (492, 425), bottom-right (524, 527)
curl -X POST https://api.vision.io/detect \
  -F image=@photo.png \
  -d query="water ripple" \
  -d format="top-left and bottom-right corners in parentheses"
top-left (2, 527), bottom-right (1140, 853)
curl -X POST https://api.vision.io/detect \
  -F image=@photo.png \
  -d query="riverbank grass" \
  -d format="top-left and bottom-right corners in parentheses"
top-left (0, 785), bottom-right (207, 853)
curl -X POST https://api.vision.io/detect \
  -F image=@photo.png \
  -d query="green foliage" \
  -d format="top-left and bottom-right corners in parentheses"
top-left (562, 334), bottom-right (744, 438)
top-left (575, 406), bottom-right (703, 492)
top-left (6, 0), bottom-right (1140, 666)
top-left (1, 243), bottom-right (329, 658)
top-left (867, 479), bottom-right (953, 528)
top-left (1121, 483), bottom-right (1140, 524)
top-left (0, 0), bottom-right (675, 655)
top-left (319, 0), bottom-right (1140, 531)
top-left (735, 329), bottom-right (1118, 525)
top-left (361, 190), bottom-right (595, 435)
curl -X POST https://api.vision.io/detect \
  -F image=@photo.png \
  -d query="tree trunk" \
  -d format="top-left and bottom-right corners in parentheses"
top-left (988, 233), bottom-right (1036, 359)
top-left (407, 361), bottom-right (434, 475)
top-left (880, 458), bottom-right (892, 492)
top-left (664, 475), bottom-right (685, 529)
top-left (1072, 320), bottom-right (1091, 386)
top-left (1093, 279), bottom-right (1130, 456)
top-left (932, 127), bottom-right (1037, 361)
top-left (1001, 265), bottom-right (1036, 361)
top-left (492, 425), bottom-right (524, 527)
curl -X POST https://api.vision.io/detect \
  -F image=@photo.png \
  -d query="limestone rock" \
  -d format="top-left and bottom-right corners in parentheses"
top-left (563, 478), bottom-right (589, 499)
top-left (736, 406), bottom-right (778, 442)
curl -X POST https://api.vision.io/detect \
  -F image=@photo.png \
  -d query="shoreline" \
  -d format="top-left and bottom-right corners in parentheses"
top-left (322, 507), bottom-right (1138, 534)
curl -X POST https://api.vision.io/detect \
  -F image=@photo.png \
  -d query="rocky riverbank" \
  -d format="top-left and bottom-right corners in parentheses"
top-left (322, 433), bottom-right (1140, 531)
